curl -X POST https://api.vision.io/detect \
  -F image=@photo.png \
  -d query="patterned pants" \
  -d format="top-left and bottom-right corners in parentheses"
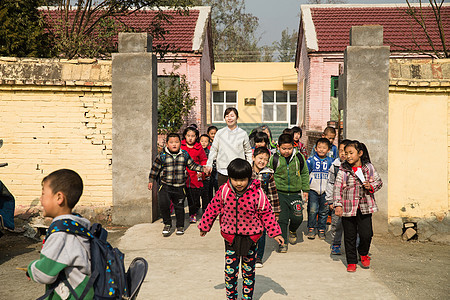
top-left (224, 245), bottom-right (257, 300)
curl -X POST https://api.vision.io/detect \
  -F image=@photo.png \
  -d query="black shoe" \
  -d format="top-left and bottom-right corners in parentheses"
top-left (176, 227), bottom-right (184, 235)
top-left (162, 225), bottom-right (171, 237)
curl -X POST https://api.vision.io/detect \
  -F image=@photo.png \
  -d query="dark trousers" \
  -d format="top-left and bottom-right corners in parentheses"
top-left (278, 192), bottom-right (303, 241)
top-left (218, 173), bottom-right (228, 188)
top-left (209, 169), bottom-right (219, 198)
top-left (307, 190), bottom-right (329, 231)
top-left (341, 209), bottom-right (373, 264)
top-left (201, 179), bottom-right (212, 211)
top-left (256, 229), bottom-right (266, 260)
top-left (158, 184), bottom-right (185, 228)
top-left (186, 187), bottom-right (201, 217)
top-left (225, 244), bottom-right (257, 300)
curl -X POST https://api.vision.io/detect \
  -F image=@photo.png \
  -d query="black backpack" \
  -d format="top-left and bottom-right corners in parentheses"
top-left (38, 218), bottom-right (148, 300)
top-left (272, 152), bottom-right (305, 173)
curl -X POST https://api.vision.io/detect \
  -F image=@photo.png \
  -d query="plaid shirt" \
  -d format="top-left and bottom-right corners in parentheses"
top-left (149, 147), bottom-right (203, 187)
top-left (252, 168), bottom-right (280, 216)
top-left (333, 162), bottom-right (382, 217)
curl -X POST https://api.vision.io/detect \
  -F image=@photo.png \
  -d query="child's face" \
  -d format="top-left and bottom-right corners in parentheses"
top-left (253, 153), bottom-right (270, 171)
top-left (200, 136), bottom-right (210, 149)
top-left (324, 132), bottom-right (336, 144)
top-left (255, 141), bottom-right (267, 148)
top-left (229, 177), bottom-right (249, 192)
top-left (208, 129), bottom-right (217, 141)
top-left (293, 132), bottom-right (301, 142)
top-left (315, 142), bottom-right (330, 158)
top-left (225, 111), bottom-right (238, 127)
top-left (345, 145), bottom-right (363, 166)
top-left (278, 143), bottom-right (294, 158)
top-left (184, 130), bottom-right (197, 146)
top-left (40, 181), bottom-right (60, 218)
top-left (166, 137), bottom-right (181, 152)
top-left (339, 144), bottom-right (346, 161)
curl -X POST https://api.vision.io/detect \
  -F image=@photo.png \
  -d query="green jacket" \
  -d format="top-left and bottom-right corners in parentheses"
top-left (268, 149), bottom-right (310, 194)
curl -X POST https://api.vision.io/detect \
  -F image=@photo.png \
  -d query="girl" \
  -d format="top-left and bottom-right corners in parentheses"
top-left (333, 140), bottom-right (383, 272)
top-left (199, 134), bottom-right (212, 210)
top-left (253, 131), bottom-right (270, 149)
top-left (198, 158), bottom-right (283, 300)
top-left (181, 125), bottom-right (208, 223)
top-left (205, 108), bottom-right (252, 187)
top-left (292, 126), bottom-right (308, 159)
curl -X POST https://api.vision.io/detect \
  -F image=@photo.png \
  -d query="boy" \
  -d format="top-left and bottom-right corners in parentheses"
top-left (268, 134), bottom-right (309, 253)
top-left (325, 139), bottom-right (351, 254)
top-left (310, 126), bottom-right (338, 159)
top-left (28, 169), bottom-right (94, 299)
top-left (148, 133), bottom-right (207, 236)
top-left (306, 138), bottom-right (334, 240)
top-left (252, 147), bottom-right (280, 267)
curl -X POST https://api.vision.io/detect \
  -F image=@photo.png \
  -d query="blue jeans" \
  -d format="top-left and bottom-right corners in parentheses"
top-left (307, 190), bottom-right (328, 231)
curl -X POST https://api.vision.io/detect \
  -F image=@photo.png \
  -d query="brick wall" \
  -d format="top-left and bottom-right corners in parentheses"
top-left (0, 58), bottom-right (112, 209)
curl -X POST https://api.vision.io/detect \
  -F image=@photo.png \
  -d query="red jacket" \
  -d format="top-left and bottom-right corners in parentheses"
top-left (181, 140), bottom-right (207, 188)
top-left (198, 180), bottom-right (281, 240)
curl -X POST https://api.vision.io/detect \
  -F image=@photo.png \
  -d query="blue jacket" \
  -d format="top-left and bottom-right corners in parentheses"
top-left (306, 153), bottom-right (334, 195)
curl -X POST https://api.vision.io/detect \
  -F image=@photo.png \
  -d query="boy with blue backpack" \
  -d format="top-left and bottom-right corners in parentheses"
top-left (306, 138), bottom-right (334, 240)
top-left (27, 169), bottom-right (94, 299)
top-left (251, 147), bottom-right (280, 267)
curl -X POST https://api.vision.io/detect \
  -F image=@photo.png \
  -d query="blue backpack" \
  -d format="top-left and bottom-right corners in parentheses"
top-left (38, 217), bottom-right (147, 300)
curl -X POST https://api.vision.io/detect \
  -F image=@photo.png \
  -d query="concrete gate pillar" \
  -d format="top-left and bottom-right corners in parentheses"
top-left (341, 26), bottom-right (390, 233)
top-left (112, 33), bottom-right (158, 225)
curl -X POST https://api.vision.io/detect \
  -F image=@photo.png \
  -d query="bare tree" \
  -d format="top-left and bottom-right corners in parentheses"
top-left (307, 0), bottom-right (348, 4)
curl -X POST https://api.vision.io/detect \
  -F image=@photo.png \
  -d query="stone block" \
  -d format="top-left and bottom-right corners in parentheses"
top-left (350, 25), bottom-right (383, 46)
top-left (402, 228), bottom-right (417, 241)
top-left (388, 217), bottom-right (403, 236)
top-left (118, 33), bottom-right (152, 53)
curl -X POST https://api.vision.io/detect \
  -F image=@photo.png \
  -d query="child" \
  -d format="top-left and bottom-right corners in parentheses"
top-left (27, 169), bottom-right (94, 299)
top-left (181, 125), bottom-right (208, 223)
top-left (207, 126), bottom-right (219, 198)
top-left (334, 140), bottom-right (383, 272)
top-left (200, 134), bottom-right (212, 211)
top-left (325, 139), bottom-right (351, 254)
top-left (253, 131), bottom-right (270, 149)
top-left (292, 126), bottom-right (308, 159)
top-left (148, 133), bottom-right (206, 236)
top-left (207, 125), bottom-right (218, 144)
top-left (306, 138), bottom-right (334, 240)
top-left (310, 126), bottom-right (338, 159)
top-left (198, 158), bottom-right (283, 300)
top-left (251, 147), bottom-right (280, 268)
top-left (268, 133), bottom-right (309, 253)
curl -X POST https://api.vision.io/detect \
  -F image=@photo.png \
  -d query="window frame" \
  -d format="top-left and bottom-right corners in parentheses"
top-left (262, 90), bottom-right (297, 126)
top-left (212, 90), bottom-right (238, 123)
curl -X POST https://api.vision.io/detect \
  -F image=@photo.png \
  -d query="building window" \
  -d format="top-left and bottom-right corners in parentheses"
top-left (262, 90), bottom-right (297, 126)
top-left (330, 76), bottom-right (339, 121)
top-left (212, 91), bottom-right (237, 122)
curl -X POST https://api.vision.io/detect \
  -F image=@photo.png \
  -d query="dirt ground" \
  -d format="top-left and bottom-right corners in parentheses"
top-left (0, 229), bottom-right (448, 300)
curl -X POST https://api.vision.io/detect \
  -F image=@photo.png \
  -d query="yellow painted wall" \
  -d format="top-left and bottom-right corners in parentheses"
top-left (212, 62), bottom-right (297, 123)
top-left (388, 89), bottom-right (449, 219)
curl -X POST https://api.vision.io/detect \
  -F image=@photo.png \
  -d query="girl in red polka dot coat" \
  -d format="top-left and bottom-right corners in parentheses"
top-left (198, 158), bottom-right (283, 300)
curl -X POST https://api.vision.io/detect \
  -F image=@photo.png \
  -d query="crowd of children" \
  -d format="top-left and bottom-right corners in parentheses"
top-left (28, 107), bottom-right (382, 299)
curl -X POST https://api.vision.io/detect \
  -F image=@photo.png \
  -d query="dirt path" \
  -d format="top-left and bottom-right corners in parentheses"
top-left (0, 229), bottom-right (448, 299)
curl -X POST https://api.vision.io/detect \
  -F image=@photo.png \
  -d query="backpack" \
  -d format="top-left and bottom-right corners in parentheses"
top-left (38, 218), bottom-right (148, 300)
top-left (259, 172), bottom-right (272, 195)
top-left (272, 152), bottom-right (305, 173)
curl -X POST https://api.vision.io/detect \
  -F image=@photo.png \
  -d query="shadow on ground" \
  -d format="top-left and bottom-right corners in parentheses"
top-left (214, 274), bottom-right (288, 299)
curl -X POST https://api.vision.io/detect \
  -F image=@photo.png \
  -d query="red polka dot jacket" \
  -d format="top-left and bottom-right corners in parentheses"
top-left (198, 179), bottom-right (282, 239)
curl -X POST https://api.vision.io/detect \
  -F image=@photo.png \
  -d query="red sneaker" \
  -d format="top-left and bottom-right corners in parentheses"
top-left (361, 255), bottom-right (371, 268)
top-left (347, 264), bottom-right (357, 272)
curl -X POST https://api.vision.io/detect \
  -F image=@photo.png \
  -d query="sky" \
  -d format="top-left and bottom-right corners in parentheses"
top-left (244, 0), bottom-right (409, 46)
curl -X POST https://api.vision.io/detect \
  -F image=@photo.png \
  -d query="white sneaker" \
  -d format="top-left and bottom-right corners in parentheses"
top-left (255, 258), bottom-right (263, 268)
top-left (162, 225), bottom-right (171, 237)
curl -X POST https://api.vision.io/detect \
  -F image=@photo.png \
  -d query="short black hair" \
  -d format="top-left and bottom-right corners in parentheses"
top-left (316, 137), bottom-right (331, 150)
top-left (166, 133), bottom-right (181, 142)
top-left (282, 128), bottom-right (293, 136)
top-left (339, 139), bottom-right (351, 147)
top-left (254, 132), bottom-right (269, 145)
top-left (292, 126), bottom-right (302, 138)
top-left (200, 134), bottom-right (210, 141)
top-left (42, 169), bottom-right (83, 209)
top-left (183, 125), bottom-right (199, 139)
top-left (323, 126), bottom-right (336, 135)
top-left (224, 107), bottom-right (239, 119)
top-left (207, 125), bottom-right (218, 134)
top-left (227, 158), bottom-right (252, 181)
top-left (277, 133), bottom-right (294, 146)
top-left (253, 147), bottom-right (270, 158)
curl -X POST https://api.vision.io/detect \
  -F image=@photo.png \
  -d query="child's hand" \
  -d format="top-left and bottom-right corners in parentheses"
top-left (363, 181), bottom-right (371, 190)
top-left (274, 235), bottom-right (284, 245)
top-left (303, 192), bottom-right (309, 202)
top-left (148, 182), bottom-right (153, 190)
top-left (334, 206), bottom-right (343, 217)
top-left (200, 231), bottom-right (207, 237)
top-left (203, 166), bottom-right (212, 176)
top-left (329, 204), bottom-right (334, 210)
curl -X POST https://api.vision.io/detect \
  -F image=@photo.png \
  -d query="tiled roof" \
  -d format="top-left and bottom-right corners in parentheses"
top-left (42, 7), bottom-right (208, 53)
top-left (302, 4), bottom-right (449, 53)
